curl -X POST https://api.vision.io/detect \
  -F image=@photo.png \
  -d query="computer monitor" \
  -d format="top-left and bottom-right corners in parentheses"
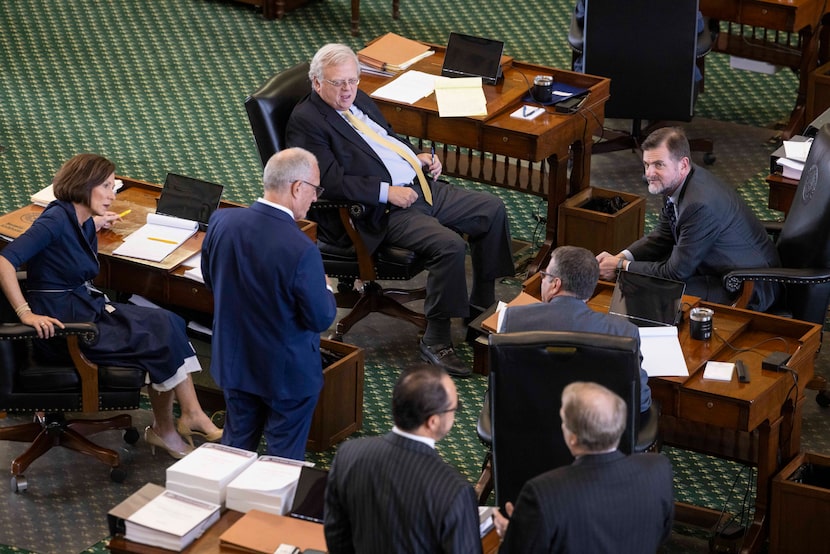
top-left (157, 173), bottom-right (224, 231)
top-left (441, 32), bottom-right (505, 85)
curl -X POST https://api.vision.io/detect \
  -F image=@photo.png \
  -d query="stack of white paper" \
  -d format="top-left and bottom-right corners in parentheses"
top-left (166, 443), bottom-right (257, 506)
top-left (113, 213), bottom-right (198, 262)
top-left (125, 489), bottom-right (221, 551)
top-left (225, 456), bottom-right (311, 515)
top-left (638, 326), bottom-right (689, 377)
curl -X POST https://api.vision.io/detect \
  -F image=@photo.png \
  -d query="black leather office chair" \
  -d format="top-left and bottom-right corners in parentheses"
top-left (244, 62), bottom-right (427, 341)
top-left (725, 123), bottom-right (830, 407)
top-left (568, 0), bottom-right (717, 164)
top-left (0, 276), bottom-right (144, 492)
top-left (479, 331), bottom-right (659, 509)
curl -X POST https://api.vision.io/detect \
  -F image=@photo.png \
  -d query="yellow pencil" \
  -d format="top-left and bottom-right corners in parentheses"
top-left (118, 209), bottom-right (132, 218)
top-left (147, 237), bottom-right (177, 245)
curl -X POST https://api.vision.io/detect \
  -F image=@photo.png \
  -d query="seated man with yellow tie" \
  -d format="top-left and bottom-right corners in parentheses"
top-left (287, 43), bottom-right (515, 377)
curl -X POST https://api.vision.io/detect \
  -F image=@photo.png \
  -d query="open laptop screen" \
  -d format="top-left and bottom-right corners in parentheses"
top-left (157, 173), bottom-right (224, 230)
top-left (288, 466), bottom-right (328, 524)
top-left (608, 271), bottom-right (686, 327)
top-left (441, 32), bottom-right (505, 85)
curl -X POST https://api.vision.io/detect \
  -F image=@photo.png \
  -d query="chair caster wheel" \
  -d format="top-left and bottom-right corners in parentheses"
top-left (817, 390), bottom-right (830, 408)
top-left (123, 426), bottom-right (140, 445)
top-left (110, 467), bottom-right (128, 483)
top-left (11, 475), bottom-right (27, 493)
top-left (703, 152), bottom-right (716, 165)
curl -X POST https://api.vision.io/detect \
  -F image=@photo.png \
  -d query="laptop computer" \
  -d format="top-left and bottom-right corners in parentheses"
top-left (288, 466), bottom-right (328, 524)
top-left (156, 173), bottom-right (224, 232)
top-left (608, 271), bottom-right (686, 327)
top-left (441, 32), bottom-right (505, 85)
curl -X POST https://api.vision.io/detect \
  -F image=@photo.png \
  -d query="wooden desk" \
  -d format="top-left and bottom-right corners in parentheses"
top-left (482, 275), bottom-right (821, 554)
top-left (108, 509), bottom-right (502, 554)
top-left (766, 172), bottom-right (798, 214)
top-left (700, 0), bottom-right (830, 139)
top-left (358, 49), bottom-right (611, 273)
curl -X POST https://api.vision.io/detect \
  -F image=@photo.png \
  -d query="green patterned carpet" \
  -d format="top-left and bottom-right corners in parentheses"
top-left (0, 1), bottom-right (825, 553)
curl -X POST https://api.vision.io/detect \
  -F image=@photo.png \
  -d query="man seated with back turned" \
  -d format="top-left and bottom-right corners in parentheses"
top-left (493, 381), bottom-right (674, 554)
top-left (287, 43), bottom-right (515, 378)
top-left (596, 127), bottom-right (779, 311)
top-left (323, 363), bottom-right (482, 554)
top-left (500, 245), bottom-right (651, 412)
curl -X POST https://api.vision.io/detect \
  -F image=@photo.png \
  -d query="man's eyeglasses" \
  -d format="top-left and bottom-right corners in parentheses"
top-left (299, 180), bottom-right (326, 198)
top-left (434, 398), bottom-right (462, 415)
top-left (322, 77), bottom-right (360, 88)
top-left (539, 270), bottom-right (557, 282)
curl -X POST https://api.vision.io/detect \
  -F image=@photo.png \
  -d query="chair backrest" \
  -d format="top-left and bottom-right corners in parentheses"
top-left (489, 331), bottom-right (640, 510)
top-left (583, 0), bottom-right (699, 121)
top-left (777, 123), bottom-right (830, 323)
top-left (244, 62), bottom-right (311, 167)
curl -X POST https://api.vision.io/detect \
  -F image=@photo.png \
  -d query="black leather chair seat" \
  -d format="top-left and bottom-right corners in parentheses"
top-left (319, 240), bottom-right (424, 281)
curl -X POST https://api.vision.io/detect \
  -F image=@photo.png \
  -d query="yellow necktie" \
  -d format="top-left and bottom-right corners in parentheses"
top-left (343, 110), bottom-right (433, 205)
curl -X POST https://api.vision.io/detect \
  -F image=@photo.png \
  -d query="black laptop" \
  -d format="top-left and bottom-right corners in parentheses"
top-left (441, 32), bottom-right (505, 85)
top-left (288, 466), bottom-right (328, 524)
top-left (156, 173), bottom-right (224, 231)
top-left (608, 271), bottom-right (686, 327)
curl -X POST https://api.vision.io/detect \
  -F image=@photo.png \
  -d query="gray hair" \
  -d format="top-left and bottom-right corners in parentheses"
top-left (309, 43), bottom-right (360, 84)
top-left (561, 382), bottom-right (627, 452)
top-left (547, 246), bottom-right (599, 300)
top-left (262, 147), bottom-right (317, 192)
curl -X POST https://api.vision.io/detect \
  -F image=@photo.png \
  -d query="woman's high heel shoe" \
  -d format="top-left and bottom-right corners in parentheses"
top-left (176, 419), bottom-right (223, 447)
top-left (144, 426), bottom-right (193, 459)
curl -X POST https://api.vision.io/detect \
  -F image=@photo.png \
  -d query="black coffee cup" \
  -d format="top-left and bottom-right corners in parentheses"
top-left (532, 75), bottom-right (553, 103)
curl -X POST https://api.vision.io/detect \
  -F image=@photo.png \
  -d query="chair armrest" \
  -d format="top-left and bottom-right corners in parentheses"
top-left (0, 321), bottom-right (98, 343)
top-left (309, 199), bottom-right (377, 280)
top-left (723, 267), bottom-right (830, 292)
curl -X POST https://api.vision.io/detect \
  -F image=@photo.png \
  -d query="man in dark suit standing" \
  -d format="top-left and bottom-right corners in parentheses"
top-left (324, 364), bottom-right (482, 554)
top-left (287, 43), bottom-right (515, 377)
top-left (596, 126), bottom-right (779, 311)
top-left (201, 147), bottom-right (336, 460)
top-left (493, 382), bottom-right (674, 553)
top-left (500, 246), bottom-right (651, 412)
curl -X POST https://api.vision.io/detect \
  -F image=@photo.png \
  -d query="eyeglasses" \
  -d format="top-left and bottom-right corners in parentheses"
top-left (299, 180), bottom-right (325, 198)
top-left (322, 77), bottom-right (360, 88)
top-left (434, 398), bottom-right (462, 415)
top-left (539, 270), bottom-right (557, 282)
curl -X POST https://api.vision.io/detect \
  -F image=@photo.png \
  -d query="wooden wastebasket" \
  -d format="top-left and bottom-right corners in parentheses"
top-left (557, 187), bottom-right (645, 255)
top-left (770, 451), bottom-right (830, 553)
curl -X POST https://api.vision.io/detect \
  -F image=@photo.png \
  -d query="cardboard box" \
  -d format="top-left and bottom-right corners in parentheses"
top-left (808, 61), bottom-right (830, 124)
top-left (770, 451), bottom-right (830, 553)
top-left (557, 187), bottom-right (645, 255)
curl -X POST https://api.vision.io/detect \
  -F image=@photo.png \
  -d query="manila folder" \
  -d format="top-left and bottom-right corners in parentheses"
top-left (219, 509), bottom-right (327, 553)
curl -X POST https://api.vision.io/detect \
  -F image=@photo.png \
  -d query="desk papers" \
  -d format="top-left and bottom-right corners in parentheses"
top-left (108, 482), bottom-right (165, 536)
top-left (434, 77), bottom-right (487, 117)
top-left (638, 326), bottom-right (688, 377)
top-left (358, 32), bottom-right (434, 72)
top-left (166, 443), bottom-right (257, 506)
top-left (703, 361), bottom-right (735, 381)
top-left (112, 213), bottom-right (198, 262)
top-left (125, 490), bottom-right (220, 552)
top-left (370, 70), bottom-right (437, 104)
top-left (225, 456), bottom-right (311, 516)
top-left (219, 509), bottom-right (327, 554)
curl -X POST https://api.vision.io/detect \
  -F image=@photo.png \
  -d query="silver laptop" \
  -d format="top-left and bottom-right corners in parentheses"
top-left (608, 271), bottom-right (686, 327)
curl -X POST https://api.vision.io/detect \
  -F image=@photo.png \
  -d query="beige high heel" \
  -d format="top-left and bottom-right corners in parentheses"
top-left (144, 426), bottom-right (193, 459)
top-left (176, 419), bottom-right (223, 447)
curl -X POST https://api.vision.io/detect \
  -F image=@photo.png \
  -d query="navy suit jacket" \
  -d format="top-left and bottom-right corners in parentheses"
top-left (628, 165), bottom-right (779, 311)
top-left (324, 432), bottom-right (482, 554)
top-left (500, 451), bottom-right (674, 554)
top-left (201, 202), bottom-right (336, 400)
top-left (500, 296), bottom-right (651, 412)
top-left (286, 90), bottom-right (423, 253)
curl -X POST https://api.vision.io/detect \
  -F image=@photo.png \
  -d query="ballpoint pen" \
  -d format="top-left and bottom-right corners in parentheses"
top-left (431, 145), bottom-right (436, 179)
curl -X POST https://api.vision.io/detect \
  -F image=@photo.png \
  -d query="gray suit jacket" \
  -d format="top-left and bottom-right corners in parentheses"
top-left (501, 296), bottom-right (651, 412)
top-left (324, 432), bottom-right (482, 554)
top-left (500, 451), bottom-right (674, 554)
top-left (628, 165), bottom-right (779, 310)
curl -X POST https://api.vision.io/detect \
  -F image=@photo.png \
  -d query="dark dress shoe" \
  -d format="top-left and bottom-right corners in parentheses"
top-left (419, 340), bottom-right (472, 378)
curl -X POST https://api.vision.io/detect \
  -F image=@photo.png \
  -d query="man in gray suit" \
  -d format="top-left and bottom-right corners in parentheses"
top-left (323, 364), bottom-right (481, 554)
top-left (493, 382), bottom-right (674, 553)
top-left (500, 245), bottom-right (651, 412)
top-left (596, 126), bottom-right (779, 311)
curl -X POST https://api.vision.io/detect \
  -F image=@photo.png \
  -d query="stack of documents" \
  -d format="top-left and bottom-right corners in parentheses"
top-left (771, 135), bottom-right (812, 180)
top-left (370, 70), bottom-right (437, 105)
top-left (112, 213), bottom-right (198, 263)
top-left (357, 32), bottom-right (434, 72)
top-left (166, 443), bottom-right (257, 506)
top-left (225, 456), bottom-right (311, 515)
top-left (124, 489), bottom-right (221, 551)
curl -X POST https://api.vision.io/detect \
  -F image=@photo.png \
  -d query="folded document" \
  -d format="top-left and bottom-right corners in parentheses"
top-left (112, 213), bottom-right (198, 263)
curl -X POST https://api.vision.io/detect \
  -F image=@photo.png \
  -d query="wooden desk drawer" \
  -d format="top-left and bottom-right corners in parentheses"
top-left (481, 128), bottom-right (535, 160)
top-left (737, 2), bottom-right (797, 31)
top-left (168, 276), bottom-right (214, 313)
top-left (678, 390), bottom-right (747, 430)
top-left (377, 104), bottom-right (427, 137)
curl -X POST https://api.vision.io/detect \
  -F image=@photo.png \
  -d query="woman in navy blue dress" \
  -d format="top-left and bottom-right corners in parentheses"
top-left (0, 154), bottom-right (222, 459)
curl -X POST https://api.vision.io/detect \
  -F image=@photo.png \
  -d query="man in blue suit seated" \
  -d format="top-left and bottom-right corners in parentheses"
top-left (201, 147), bottom-right (337, 460)
top-left (500, 245), bottom-right (651, 412)
top-left (493, 382), bottom-right (674, 553)
top-left (324, 363), bottom-right (482, 553)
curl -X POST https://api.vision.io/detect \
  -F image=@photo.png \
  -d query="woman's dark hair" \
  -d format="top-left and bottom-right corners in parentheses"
top-left (52, 153), bottom-right (115, 206)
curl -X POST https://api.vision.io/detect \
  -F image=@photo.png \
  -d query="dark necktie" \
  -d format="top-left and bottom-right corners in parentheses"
top-left (664, 196), bottom-right (677, 236)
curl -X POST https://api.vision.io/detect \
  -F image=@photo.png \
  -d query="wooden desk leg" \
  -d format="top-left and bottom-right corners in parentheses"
top-left (392, 0), bottom-right (400, 18)
top-left (740, 415), bottom-right (782, 554)
top-left (529, 152), bottom-right (569, 275)
top-left (350, 0), bottom-right (360, 36)
top-left (267, 0), bottom-right (280, 19)
top-left (782, 26), bottom-right (819, 139)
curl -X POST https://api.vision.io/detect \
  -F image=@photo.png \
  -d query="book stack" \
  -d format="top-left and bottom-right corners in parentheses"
top-left (771, 135), bottom-right (813, 181)
top-left (124, 489), bottom-right (221, 551)
top-left (357, 32), bottom-right (434, 74)
top-left (166, 443), bottom-right (258, 506)
top-left (225, 456), bottom-right (311, 515)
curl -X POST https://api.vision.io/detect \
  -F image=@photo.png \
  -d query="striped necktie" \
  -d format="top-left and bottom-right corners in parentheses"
top-left (342, 110), bottom-right (433, 205)
top-left (664, 196), bottom-right (677, 236)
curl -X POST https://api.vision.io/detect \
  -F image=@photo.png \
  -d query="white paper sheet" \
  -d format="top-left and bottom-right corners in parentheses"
top-left (638, 326), bottom-right (688, 377)
top-left (369, 70), bottom-right (437, 104)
